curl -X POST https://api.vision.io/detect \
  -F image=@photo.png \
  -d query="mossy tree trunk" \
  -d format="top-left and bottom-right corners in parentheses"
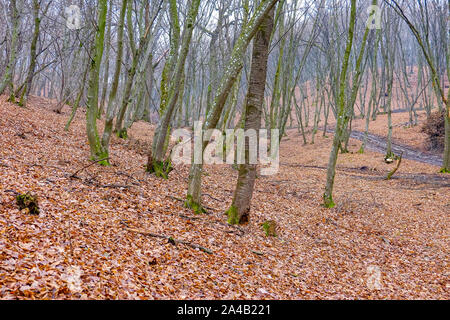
top-left (0, 0), bottom-right (19, 100)
top-left (18, 0), bottom-right (42, 107)
top-left (323, 0), bottom-right (357, 208)
top-left (227, 6), bottom-right (274, 225)
top-left (323, 0), bottom-right (377, 206)
top-left (159, 0), bottom-right (181, 118)
top-left (148, 0), bottom-right (201, 174)
top-left (186, 0), bottom-right (280, 212)
top-left (85, 0), bottom-right (108, 163)
top-left (101, 0), bottom-right (127, 153)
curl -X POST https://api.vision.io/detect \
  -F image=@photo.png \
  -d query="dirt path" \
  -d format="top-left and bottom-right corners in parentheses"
top-left (322, 127), bottom-right (443, 167)
top-left (350, 130), bottom-right (443, 167)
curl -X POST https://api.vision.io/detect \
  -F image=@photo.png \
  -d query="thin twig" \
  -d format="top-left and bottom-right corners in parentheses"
top-left (126, 228), bottom-right (213, 254)
top-left (203, 193), bottom-right (222, 202)
top-left (70, 158), bottom-right (110, 178)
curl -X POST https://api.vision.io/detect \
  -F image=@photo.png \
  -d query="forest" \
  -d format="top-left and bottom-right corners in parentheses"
top-left (0, 0), bottom-right (448, 300)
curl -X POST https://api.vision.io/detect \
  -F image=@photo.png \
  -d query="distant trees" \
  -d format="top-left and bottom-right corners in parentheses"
top-left (16, 0), bottom-right (49, 107)
top-left (0, 0), bottom-right (448, 218)
top-left (384, 0), bottom-right (449, 173)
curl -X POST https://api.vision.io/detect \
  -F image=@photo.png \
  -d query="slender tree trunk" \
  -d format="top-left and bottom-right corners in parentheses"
top-left (360, 34), bottom-right (381, 154)
top-left (323, 0), bottom-right (357, 208)
top-left (148, 0), bottom-right (201, 175)
top-left (98, 4), bottom-right (112, 118)
top-left (114, 0), bottom-right (153, 138)
top-left (85, 0), bottom-right (108, 163)
top-left (19, 0), bottom-right (41, 107)
top-left (65, 56), bottom-right (90, 131)
top-left (227, 7), bottom-right (274, 225)
top-left (442, 1), bottom-right (450, 172)
top-left (185, 0), bottom-right (280, 212)
top-left (101, 0), bottom-right (127, 153)
top-left (0, 0), bottom-right (19, 100)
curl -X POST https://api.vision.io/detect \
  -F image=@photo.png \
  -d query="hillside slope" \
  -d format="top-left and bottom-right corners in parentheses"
top-left (0, 96), bottom-right (448, 299)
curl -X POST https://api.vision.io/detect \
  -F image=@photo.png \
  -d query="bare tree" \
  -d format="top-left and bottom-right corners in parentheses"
top-left (226, 6), bottom-right (275, 225)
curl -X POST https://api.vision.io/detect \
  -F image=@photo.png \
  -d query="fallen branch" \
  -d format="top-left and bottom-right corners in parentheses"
top-left (126, 228), bottom-right (213, 254)
top-left (99, 184), bottom-right (132, 189)
top-left (203, 193), bottom-right (222, 202)
top-left (70, 158), bottom-right (110, 178)
top-left (179, 214), bottom-right (201, 221)
top-left (4, 189), bottom-right (19, 196)
top-left (116, 171), bottom-right (142, 185)
top-left (171, 211), bottom-right (244, 236)
top-left (82, 179), bottom-right (132, 189)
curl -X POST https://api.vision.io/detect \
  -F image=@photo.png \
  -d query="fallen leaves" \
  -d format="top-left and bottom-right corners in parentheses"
top-left (0, 95), bottom-right (449, 300)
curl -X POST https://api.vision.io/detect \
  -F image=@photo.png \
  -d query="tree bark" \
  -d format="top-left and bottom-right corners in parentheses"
top-left (101, 0), bottom-right (128, 153)
top-left (85, 0), bottom-right (108, 163)
top-left (323, 0), bottom-right (357, 208)
top-left (227, 6), bottom-right (274, 225)
top-left (0, 0), bottom-right (19, 100)
top-left (148, 0), bottom-right (201, 174)
top-left (19, 0), bottom-right (41, 107)
top-left (186, 0), bottom-right (280, 212)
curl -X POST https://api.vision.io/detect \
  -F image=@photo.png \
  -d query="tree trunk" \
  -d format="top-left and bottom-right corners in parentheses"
top-left (98, 4), bottom-right (112, 118)
top-left (85, 0), bottom-right (108, 163)
top-left (19, 0), bottom-right (41, 107)
top-left (0, 0), bottom-right (19, 99)
top-left (148, 0), bottom-right (201, 174)
top-left (101, 0), bottom-right (127, 153)
top-left (323, 0), bottom-right (357, 208)
top-left (65, 56), bottom-right (90, 131)
top-left (185, 0), bottom-right (280, 212)
top-left (227, 7), bottom-right (274, 225)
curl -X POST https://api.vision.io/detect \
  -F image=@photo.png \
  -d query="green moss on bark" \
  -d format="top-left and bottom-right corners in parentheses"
top-left (185, 195), bottom-right (206, 215)
top-left (116, 129), bottom-right (128, 140)
top-left (323, 194), bottom-right (336, 209)
top-left (226, 206), bottom-right (239, 225)
top-left (147, 159), bottom-right (173, 179)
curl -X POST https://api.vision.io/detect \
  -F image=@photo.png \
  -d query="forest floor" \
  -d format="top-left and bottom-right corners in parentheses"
top-left (0, 95), bottom-right (448, 300)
